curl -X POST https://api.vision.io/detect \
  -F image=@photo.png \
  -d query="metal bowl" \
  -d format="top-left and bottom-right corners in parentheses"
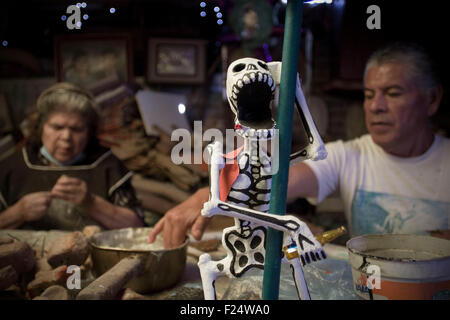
top-left (89, 227), bottom-right (189, 294)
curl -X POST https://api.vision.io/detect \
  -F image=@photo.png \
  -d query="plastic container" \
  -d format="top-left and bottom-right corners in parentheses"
top-left (347, 234), bottom-right (450, 300)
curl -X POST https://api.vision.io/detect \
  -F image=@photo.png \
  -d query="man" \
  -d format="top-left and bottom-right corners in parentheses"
top-left (149, 42), bottom-right (449, 248)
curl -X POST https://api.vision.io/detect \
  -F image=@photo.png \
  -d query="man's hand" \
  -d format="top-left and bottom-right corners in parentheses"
top-left (51, 175), bottom-right (93, 207)
top-left (18, 191), bottom-right (52, 222)
top-left (148, 188), bottom-right (210, 249)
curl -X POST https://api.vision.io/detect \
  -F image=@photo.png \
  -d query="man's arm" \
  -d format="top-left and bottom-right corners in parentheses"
top-left (287, 162), bottom-right (319, 202)
top-left (149, 163), bottom-right (319, 248)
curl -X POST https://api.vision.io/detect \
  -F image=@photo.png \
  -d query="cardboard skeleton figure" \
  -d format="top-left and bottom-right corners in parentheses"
top-left (198, 57), bottom-right (327, 300)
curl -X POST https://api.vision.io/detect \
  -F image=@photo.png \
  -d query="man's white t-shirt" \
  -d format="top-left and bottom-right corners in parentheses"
top-left (304, 134), bottom-right (450, 236)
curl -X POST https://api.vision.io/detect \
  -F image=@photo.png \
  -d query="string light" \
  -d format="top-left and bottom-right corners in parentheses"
top-left (198, 2), bottom-right (224, 24)
top-left (305, 0), bottom-right (333, 5)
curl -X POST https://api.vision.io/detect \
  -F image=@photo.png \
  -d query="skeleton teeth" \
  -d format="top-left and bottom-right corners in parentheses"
top-left (258, 72), bottom-right (263, 81)
top-left (232, 92), bottom-right (237, 100)
top-left (268, 77), bottom-right (273, 87)
top-left (243, 75), bottom-right (250, 84)
top-left (237, 80), bottom-right (244, 88)
top-left (250, 72), bottom-right (256, 82)
top-left (263, 74), bottom-right (267, 82)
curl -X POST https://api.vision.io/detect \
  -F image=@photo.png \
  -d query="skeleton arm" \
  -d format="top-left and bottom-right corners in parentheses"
top-left (205, 141), bottom-right (225, 213)
top-left (202, 198), bottom-right (325, 263)
top-left (290, 74), bottom-right (327, 165)
top-left (267, 62), bottom-right (327, 167)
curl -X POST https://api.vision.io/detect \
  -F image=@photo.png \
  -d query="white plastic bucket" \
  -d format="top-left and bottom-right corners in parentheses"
top-left (347, 234), bottom-right (450, 300)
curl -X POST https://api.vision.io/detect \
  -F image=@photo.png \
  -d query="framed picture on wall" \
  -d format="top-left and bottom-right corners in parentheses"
top-left (147, 38), bottom-right (206, 84)
top-left (0, 93), bottom-right (14, 134)
top-left (54, 33), bottom-right (133, 90)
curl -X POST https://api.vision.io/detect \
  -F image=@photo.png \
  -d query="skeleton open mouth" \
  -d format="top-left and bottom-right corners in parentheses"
top-left (227, 58), bottom-right (276, 130)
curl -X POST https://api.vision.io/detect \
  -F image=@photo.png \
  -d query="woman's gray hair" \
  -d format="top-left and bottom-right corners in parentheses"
top-left (35, 82), bottom-right (99, 141)
top-left (364, 42), bottom-right (441, 90)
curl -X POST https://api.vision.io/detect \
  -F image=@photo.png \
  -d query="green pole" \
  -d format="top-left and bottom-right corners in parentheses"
top-left (262, 0), bottom-right (303, 300)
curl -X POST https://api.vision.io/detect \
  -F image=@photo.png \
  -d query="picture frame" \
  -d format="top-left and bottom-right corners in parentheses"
top-left (0, 93), bottom-right (14, 134)
top-left (54, 33), bottom-right (133, 90)
top-left (147, 38), bottom-right (206, 84)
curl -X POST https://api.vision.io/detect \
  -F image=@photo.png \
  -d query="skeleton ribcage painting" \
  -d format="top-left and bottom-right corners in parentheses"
top-left (224, 144), bottom-right (271, 277)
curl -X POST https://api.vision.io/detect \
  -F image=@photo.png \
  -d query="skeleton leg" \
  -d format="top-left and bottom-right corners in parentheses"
top-left (198, 253), bottom-right (228, 300)
top-left (198, 225), bottom-right (243, 300)
top-left (198, 254), bottom-right (219, 300)
top-left (282, 235), bottom-right (311, 300)
top-left (286, 257), bottom-right (311, 300)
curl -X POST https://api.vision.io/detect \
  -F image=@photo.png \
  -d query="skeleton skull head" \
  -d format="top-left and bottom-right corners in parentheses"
top-left (226, 58), bottom-right (276, 129)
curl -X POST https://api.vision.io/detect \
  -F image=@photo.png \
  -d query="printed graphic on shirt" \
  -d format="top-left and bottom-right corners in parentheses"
top-left (351, 190), bottom-right (449, 236)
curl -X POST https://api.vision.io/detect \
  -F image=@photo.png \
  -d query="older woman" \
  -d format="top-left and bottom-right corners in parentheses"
top-left (0, 82), bottom-right (144, 230)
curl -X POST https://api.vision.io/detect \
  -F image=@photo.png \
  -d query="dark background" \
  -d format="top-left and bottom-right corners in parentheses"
top-left (1, 0), bottom-right (449, 133)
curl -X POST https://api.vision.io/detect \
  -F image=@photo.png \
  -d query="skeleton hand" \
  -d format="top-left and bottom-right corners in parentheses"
top-left (284, 217), bottom-right (326, 266)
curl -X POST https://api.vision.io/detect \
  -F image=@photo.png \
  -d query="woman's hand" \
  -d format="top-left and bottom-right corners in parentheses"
top-left (51, 175), bottom-right (93, 207)
top-left (18, 191), bottom-right (52, 222)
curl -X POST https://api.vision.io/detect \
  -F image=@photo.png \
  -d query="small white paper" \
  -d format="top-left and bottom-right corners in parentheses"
top-left (135, 89), bottom-right (191, 136)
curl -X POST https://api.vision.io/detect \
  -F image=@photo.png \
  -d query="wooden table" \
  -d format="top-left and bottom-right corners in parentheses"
top-left (0, 227), bottom-right (359, 300)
